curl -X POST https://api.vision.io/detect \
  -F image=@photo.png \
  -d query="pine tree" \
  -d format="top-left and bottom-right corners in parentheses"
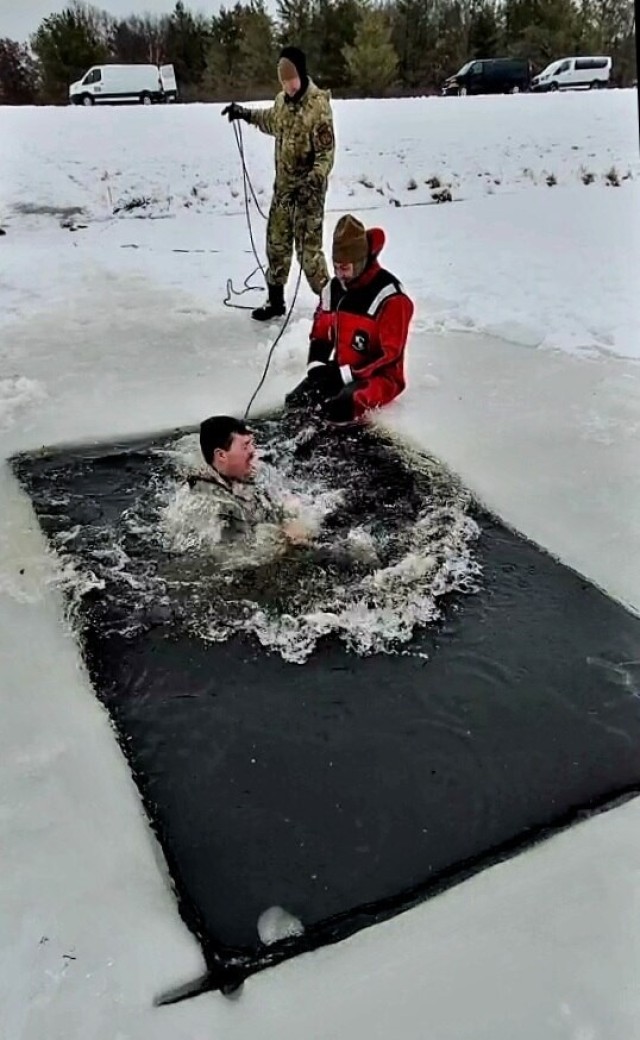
top-left (504, 0), bottom-right (580, 66)
top-left (343, 6), bottom-right (399, 94)
top-left (111, 19), bottom-right (150, 64)
top-left (431, 0), bottom-right (469, 84)
top-left (390, 0), bottom-right (434, 89)
top-left (110, 14), bottom-right (171, 65)
top-left (237, 1), bottom-right (278, 88)
top-left (0, 39), bottom-right (40, 104)
top-left (276, 0), bottom-right (318, 64)
top-left (468, 0), bottom-right (501, 58)
top-left (165, 1), bottom-right (210, 88)
top-left (31, 1), bottom-right (112, 102)
top-left (205, 3), bottom-right (246, 96)
top-left (313, 0), bottom-right (360, 87)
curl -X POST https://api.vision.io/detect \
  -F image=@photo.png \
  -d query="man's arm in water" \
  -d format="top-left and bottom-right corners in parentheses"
top-left (266, 497), bottom-right (315, 548)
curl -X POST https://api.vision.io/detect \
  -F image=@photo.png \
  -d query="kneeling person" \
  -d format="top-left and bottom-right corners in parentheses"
top-left (286, 215), bottom-right (414, 424)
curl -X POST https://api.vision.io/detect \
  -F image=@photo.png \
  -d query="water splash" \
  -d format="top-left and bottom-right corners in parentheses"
top-left (16, 416), bottom-right (482, 664)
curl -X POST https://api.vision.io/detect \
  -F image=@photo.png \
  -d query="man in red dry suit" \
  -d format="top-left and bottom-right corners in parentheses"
top-left (286, 214), bottom-right (414, 424)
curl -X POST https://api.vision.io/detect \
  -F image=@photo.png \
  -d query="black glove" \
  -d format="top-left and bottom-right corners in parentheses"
top-left (285, 363), bottom-right (342, 411)
top-left (222, 102), bottom-right (249, 123)
top-left (322, 387), bottom-right (357, 425)
top-left (285, 376), bottom-right (319, 409)
top-left (307, 361), bottom-right (344, 398)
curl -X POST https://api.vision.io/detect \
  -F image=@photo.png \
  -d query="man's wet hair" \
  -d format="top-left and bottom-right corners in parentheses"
top-left (199, 415), bottom-right (251, 466)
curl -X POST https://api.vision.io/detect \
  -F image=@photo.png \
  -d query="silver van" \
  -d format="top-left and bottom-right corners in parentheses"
top-left (531, 56), bottom-right (612, 92)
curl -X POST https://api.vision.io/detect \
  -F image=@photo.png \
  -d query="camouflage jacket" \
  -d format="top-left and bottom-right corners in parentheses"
top-left (248, 80), bottom-right (335, 193)
top-left (188, 468), bottom-right (285, 543)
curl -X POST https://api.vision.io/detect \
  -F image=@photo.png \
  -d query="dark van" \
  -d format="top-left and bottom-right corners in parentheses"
top-left (442, 58), bottom-right (532, 96)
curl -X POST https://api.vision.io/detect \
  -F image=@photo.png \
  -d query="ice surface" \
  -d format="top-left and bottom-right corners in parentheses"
top-left (1, 93), bottom-right (640, 1039)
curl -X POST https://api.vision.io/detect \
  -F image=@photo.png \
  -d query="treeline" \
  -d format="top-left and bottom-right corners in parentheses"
top-left (0, 0), bottom-right (636, 105)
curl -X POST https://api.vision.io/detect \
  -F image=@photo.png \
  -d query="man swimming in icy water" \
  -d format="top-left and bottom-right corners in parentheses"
top-left (186, 414), bottom-right (380, 573)
top-left (188, 414), bottom-right (311, 547)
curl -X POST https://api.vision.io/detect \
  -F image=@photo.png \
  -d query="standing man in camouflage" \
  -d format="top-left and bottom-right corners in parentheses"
top-left (222, 46), bottom-right (335, 321)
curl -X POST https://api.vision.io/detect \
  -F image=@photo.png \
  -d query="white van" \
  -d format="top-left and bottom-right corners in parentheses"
top-left (531, 56), bottom-right (611, 92)
top-left (69, 64), bottom-right (178, 106)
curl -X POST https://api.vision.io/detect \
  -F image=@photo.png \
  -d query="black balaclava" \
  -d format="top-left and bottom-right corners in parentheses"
top-left (278, 46), bottom-right (309, 101)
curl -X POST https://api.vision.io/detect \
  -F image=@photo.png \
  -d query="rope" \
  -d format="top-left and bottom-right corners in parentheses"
top-left (243, 257), bottom-right (304, 421)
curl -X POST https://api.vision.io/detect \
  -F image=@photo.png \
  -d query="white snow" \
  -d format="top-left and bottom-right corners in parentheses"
top-left (2, 91), bottom-right (637, 222)
top-left (1, 91), bottom-right (640, 1039)
top-left (2, 93), bottom-right (638, 362)
top-left (0, 376), bottom-right (48, 430)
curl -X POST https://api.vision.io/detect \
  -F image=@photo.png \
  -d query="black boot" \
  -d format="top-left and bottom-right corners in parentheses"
top-left (251, 283), bottom-right (286, 322)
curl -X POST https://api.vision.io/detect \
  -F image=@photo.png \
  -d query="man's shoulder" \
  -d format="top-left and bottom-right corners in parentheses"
top-left (375, 266), bottom-right (412, 297)
top-left (345, 267), bottom-right (414, 315)
top-left (305, 81), bottom-right (333, 112)
top-left (374, 269), bottom-right (415, 318)
top-left (308, 80), bottom-right (332, 100)
top-left (188, 469), bottom-right (237, 500)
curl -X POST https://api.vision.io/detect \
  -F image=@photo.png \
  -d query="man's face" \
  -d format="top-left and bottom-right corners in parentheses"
top-left (214, 433), bottom-right (257, 482)
top-left (334, 260), bottom-right (355, 286)
top-left (281, 75), bottom-right (301, 97)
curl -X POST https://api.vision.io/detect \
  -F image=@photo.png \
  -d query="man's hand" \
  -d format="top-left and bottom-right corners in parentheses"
top-left (285, 362), bottom-right (344, 413)
top-left (282, 518), bottom-right (313, 546)
top-left (307, 361), bottom-right (344, 398)
top-left (222, 102), bottom-right (249, 123)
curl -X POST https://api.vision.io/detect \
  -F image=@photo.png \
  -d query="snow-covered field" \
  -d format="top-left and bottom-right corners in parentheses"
top-left (3, 90), bottom-right (638, 218)
top-left (1, 91), bottom-right (640, 1039)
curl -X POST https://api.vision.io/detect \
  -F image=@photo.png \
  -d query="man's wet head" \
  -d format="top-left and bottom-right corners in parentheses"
top-left (199, 416), bottom-right (257, 482)
top-left (332, 214), bottom-right (369, 286)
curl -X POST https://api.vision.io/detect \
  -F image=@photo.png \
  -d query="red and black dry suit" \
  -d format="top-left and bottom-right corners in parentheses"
top-left (286, 228), bottom-right (414, 424)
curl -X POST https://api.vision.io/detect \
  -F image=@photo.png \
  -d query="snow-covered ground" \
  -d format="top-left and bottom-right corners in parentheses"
top-left (1, 92), bottom-right (640, 1039)
top-left (2, 90), bottom-right (638, 220)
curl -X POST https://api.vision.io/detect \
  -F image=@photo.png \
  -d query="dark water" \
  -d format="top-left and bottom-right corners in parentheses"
top-left (11, 416), bottom-right (640, 999)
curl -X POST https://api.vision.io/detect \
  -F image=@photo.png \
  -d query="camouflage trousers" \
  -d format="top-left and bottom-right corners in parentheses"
top-left (266, 187), bottom-right (329, 295)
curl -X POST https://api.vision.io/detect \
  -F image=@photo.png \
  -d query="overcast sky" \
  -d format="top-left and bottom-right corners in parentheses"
top-left (0, 1), bottom-right (217, 42)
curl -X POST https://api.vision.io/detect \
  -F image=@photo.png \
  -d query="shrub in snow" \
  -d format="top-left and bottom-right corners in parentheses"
top-left (113, 196), bottom-right (156, 215)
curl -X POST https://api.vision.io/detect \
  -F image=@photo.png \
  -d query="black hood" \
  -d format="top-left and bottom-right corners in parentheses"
top-left (280, 46), bottom-right (309, 101)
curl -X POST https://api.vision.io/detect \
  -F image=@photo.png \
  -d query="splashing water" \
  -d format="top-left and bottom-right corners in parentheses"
top-left (14, 414), bottom-right (482, 664)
